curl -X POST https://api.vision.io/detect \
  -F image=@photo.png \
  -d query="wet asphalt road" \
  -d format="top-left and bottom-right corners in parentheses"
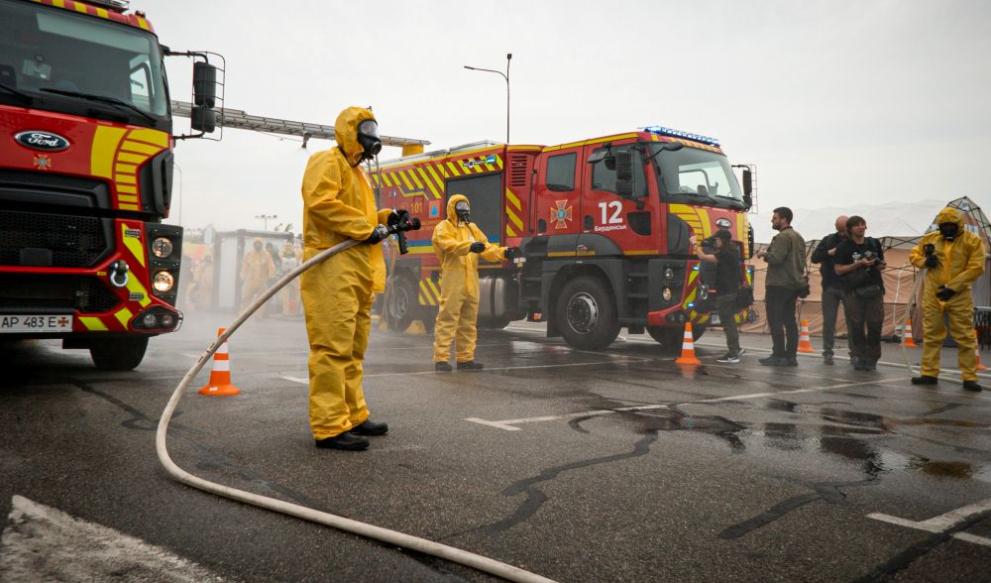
top-left (2, 311), bottom-right (991, 583)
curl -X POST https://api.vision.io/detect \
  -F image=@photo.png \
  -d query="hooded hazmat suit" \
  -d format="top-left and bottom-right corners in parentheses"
top-left (241, 240), bottom-right (275, 309)
top-left (432, 194), bottom-right (507, 363)
top-left (299, 107), bottom-right (393, 439)
top-left (908, 207), bottom-right (986, 381)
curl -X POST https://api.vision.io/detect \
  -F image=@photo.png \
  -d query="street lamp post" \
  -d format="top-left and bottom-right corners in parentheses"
top-left (254, 214), bottom-right (277, 230)
top-left (464, 53), bottom-right (512, 143)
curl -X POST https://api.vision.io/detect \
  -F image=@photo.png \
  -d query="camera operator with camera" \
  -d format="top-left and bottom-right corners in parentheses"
top-left (834, 216), bottom-right (886, 371)
top-left (691, 230), bottom-right (744, 363)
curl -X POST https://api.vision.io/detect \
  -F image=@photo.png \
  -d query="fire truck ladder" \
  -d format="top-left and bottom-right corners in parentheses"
top-left (171, 101), bottom-right (430, 154)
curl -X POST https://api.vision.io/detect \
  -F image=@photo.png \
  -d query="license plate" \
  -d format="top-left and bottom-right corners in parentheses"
top-left (0, 314), bottom-right (73, 333)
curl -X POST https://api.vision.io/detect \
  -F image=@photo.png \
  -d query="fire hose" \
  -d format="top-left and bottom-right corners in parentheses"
top-left (155, 216), bottom-right (557, 583)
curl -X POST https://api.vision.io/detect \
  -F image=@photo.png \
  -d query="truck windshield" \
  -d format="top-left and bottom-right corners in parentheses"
top-left (649, 144), bottom-right (744, 208)
top-left (0, 0), bottom-right (168, 128)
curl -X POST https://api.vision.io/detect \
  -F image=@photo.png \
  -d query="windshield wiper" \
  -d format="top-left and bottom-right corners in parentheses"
top-left (40, 88), bottom-right (156, 123)
top-left (0, 82), bottom-right (32, 103)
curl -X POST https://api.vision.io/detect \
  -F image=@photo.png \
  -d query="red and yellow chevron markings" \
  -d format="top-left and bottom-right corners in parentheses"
top-left (375, 153), bottom-right (504, 201)
top-left (91, 127), bottom-right (169, 211)
top-left (418, 276), bottom-right (442, 306)
top-left (669, 204), bottom-right (712, 238)
top-left (505, 188), bottom-right (524, 237)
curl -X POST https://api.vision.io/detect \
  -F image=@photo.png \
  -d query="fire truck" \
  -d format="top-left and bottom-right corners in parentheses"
top-left (0, 0), bottom-right (221, 369)
top-left (373, 126), bottom-right (755, 351)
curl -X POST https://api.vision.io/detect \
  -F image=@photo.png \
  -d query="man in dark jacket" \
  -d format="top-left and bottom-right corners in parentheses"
top-left (810, 215), bottom-right (849, 365)
top-left (755, 207), bottom-right (807, 366)
top-left (834, 216), bottom-right (886, 371)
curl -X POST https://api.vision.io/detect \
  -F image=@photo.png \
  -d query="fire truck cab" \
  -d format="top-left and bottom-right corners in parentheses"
top-left (0, 0), bottom-right (219, 369)
top-left (374, 126), bottom-right (754, 351)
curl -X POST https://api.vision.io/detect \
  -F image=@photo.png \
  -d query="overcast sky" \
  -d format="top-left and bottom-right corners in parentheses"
top-left (142, 0), bottom-right (991, 239)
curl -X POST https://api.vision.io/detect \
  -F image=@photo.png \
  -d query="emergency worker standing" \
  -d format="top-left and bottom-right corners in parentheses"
top-left (432, 194), bottom-right (511, 372)
top-left (300, 106), bottom-right (408, 450)
top-left (908, 207), bottom-right (986, 391)
top-left (241, 239), bottom-right (275, 311)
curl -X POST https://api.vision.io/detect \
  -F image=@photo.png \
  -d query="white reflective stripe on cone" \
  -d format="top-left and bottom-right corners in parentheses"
top-left (212, 360), bottom-right (230, 372)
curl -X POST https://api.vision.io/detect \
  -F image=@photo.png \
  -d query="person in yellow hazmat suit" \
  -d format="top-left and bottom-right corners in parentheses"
top-left (300, 106), bottom-right (409, 451)
top-left (432, 194), bottom-right (515, 371)
top-left (240, 239), bottom-right (275, 313)
top-left (908, 207), bottom-right (986, 391)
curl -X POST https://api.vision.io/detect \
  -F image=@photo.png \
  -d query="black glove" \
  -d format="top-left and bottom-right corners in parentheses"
top-left (504, 247), bottom-right (517, 260)
top-left (366, 224), bottom-right (390, 244)
top-left (388, 209), bottom-right (410, 226)
top-left (924, 254), bottom-right (939, 268)
top-left (469, 242), bottom-right (485, 253)
top-left (935, 286), bottom-right (956, 301)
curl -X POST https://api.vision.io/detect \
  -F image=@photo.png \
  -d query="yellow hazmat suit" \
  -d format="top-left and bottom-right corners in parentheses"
top-left (300, 107), bottom-right (393, 439)
top-left (240, 241), bottom-right (275, 308)
top-left (432, 194), bottom-right (507, 363)
top-left (908, 207), bottom-right (986, 381)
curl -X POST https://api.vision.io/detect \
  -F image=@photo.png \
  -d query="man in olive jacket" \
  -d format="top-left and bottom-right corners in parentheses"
top-left (755, 207), bottom-right (807, 366)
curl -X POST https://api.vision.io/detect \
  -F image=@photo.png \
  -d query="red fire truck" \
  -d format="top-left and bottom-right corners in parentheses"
top-left (0, 0), bottom-right (220, 369)
top-left (374, 126), bottom-right (755, 350)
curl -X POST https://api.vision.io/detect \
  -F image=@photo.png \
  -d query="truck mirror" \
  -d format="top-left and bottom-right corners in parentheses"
top-left (191, 105), bottom-right (216, 133)
top-left (193, 62), bottom-right (218, 108)
top-left (615, 151), bottom-right (633, 197)
top-left (742, 168), bottom-right (753, 210)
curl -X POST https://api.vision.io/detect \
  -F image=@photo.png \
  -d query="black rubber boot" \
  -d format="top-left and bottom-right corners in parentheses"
top-left (910, 375), bottom-right (938, 386)
top-left (963, 380), bottom-right (983, 392)
top-left (457, 361), bottom-right (484, 371)
top-left (351, 419), bottom-right (389, 436)
top-left (435, 361), bottom-right (453, 372)
top-left (315, 432), bottom-right (369, 451)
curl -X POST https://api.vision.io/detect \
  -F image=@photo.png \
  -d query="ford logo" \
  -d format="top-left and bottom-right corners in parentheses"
top-left (715, 218), bottom-right (732, 228)
top-left (14, 130), bottom-right (70, 152)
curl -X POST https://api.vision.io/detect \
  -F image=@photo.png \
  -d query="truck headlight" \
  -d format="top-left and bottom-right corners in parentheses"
top-left (662, 287), bottom-right (673, 302)
top-left (152, 237), bottom-right (174, 259)
top-left (663, 267), bottom-right (675, 280)
top-left (153, 271), bottom-right (175, 292)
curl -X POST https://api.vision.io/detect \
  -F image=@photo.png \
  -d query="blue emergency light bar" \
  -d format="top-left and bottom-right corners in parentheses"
top-left (642, 125), bottom-right (720, 146)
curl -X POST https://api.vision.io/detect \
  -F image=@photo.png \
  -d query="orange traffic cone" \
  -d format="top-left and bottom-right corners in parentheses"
top-left (902, 320), bottom-right (917, 348)
top-left (975, 328), bottom-right (988, 371)
top-left (198, 327), bottom-right (240, 397)
top-left (797, 320), bottom-right (814, 354)
top-left (675, 322), bottom-right (702, 366)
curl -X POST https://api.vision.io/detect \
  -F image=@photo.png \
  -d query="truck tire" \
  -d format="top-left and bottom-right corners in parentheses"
top-left (556, 276), bottom-right (620, 350)
top-left (89, 337), bottom-right (149, 371)
top-left (647, 324), bottom-right (706, 352)
top-left (385, 275), bottom-right (418, 333)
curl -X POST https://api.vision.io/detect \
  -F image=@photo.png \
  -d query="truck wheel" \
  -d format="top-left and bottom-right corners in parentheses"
top-left (647, 324), bottom-right (706, 352)
top-left (556, 276), bottom-right (620, 350)
top-left (89, 337), bottom-right (149, 371)
top-left (385, 275), bottom-right (418, 333)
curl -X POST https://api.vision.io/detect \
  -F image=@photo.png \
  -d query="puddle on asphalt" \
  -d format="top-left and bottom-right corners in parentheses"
top-left (584, 396), bottom-right (991, 484)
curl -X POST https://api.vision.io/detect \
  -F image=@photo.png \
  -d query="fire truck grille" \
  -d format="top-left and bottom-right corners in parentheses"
top-left (0, 210), bottom-right (110, 268)
top-left (0, 274), bottom-right (120, 313)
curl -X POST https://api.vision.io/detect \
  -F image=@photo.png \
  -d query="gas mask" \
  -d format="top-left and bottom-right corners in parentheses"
top-left (938, 222), bottom-right (959, 241)
top-left (356, 119), bottom-right (382, 162)
top-left (455, 201), bottom-right (471, 224)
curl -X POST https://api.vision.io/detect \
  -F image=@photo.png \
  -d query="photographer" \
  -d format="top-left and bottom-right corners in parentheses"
top-left (691, 230), bottom-right (743, 363)
top-left (834, 216), bottom-right (886, 371)
top-left (810, 215), bottom-right (849, 365)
